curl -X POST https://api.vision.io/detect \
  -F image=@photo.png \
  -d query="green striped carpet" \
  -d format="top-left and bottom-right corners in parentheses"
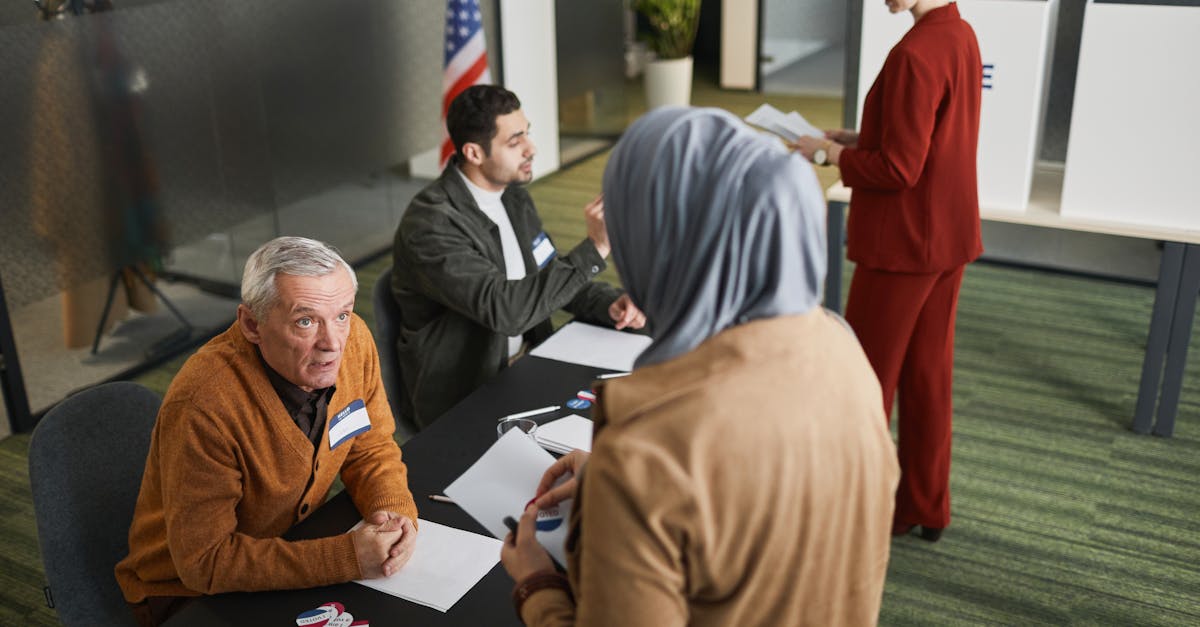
top-left (2, 93), bottom-right (1197, 625)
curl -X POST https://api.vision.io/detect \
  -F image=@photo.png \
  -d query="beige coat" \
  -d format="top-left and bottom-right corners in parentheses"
top-left (522, 312), bottom-right (899, 626)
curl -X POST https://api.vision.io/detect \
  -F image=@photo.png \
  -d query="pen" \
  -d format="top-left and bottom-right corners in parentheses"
top-left (498, 405), bottom-right (560, 421)
top-left (597, 372), bottom-right (630, 379)
top-left (428, 494), bottom-right (455, 504)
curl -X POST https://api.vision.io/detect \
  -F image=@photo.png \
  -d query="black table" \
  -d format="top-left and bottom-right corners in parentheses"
top-left (165, 356), bottom-right (611, 626)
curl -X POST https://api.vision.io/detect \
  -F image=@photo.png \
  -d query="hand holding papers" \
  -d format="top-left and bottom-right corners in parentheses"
top-left (352, 518), bottom-right (502, 612)
top-left (445, 429), bottom-right (573, 567)
top-left (529, 321), bottom-right (652, 371)
top-left (745, 103), bottom-right (824, 143)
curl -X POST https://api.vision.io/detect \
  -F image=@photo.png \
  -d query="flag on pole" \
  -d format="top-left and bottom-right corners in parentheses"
top-left (440, 0), bottom-right (493, 168)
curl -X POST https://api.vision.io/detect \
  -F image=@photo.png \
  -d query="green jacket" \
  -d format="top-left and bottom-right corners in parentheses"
top-left (392, 162), bottom-right (620, 428)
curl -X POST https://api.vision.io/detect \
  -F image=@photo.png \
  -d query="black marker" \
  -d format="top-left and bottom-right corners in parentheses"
top-left (504, 514), bottom-right (565, 571)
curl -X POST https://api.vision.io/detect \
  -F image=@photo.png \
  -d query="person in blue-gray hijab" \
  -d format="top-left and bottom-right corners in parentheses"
top-left (501, 107), bottom-right (901, 627)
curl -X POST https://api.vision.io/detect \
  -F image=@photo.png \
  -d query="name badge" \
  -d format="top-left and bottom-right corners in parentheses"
top-left (532, 231), bottom-right (557, 269)
top-left (329, 399), bottom-right (371, 450)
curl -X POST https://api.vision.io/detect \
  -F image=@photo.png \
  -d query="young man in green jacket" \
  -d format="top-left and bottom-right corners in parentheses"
top-left (392, 85), bottom-right (644, 429)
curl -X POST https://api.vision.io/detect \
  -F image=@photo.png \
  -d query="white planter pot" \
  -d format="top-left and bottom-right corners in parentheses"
top-left (644, 56), bottom-right (693, 110)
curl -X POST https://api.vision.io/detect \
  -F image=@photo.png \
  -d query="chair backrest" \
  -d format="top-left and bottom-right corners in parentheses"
top-left (28, 381), bottom-right (161, 627)
top-left (372, 265), bottom-right (418, 440)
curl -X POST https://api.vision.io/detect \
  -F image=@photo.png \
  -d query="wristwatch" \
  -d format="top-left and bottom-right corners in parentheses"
top-left (812, 141), bottom-right (832, 166)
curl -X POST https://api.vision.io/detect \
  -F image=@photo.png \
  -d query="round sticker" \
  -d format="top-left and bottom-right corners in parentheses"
top-left (535, 504), bottom-right (565, 532)
top-left (318, 602), bottom-right (345, 616)
top-left (565, 398), bottom-right (591, 410)
top-left (296, 606), bottom-right (337, 626)
top-left (327, 613), bottom-right (354, 627)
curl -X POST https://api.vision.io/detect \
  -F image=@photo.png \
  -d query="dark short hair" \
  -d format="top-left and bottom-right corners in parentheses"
top-left (446, 84), bottom-right (521, 159)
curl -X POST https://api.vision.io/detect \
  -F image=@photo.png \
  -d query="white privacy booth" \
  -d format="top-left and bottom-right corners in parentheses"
top-left (1060, 0), bottom-right (1200, 232)
top-left (857, 0), bottom-right (1059, 211)
top-left (835, 0), bottom-right (1200, 437)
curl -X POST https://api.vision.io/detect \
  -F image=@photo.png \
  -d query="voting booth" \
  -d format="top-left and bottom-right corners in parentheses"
top-left (1060, 1), bottom-right (1200, 232)
top-left (856, 0), bottom-right (1059, 211)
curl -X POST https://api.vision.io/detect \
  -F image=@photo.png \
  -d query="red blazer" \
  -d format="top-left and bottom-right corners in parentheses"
top-left (839, 3), bottom-right (983, 273)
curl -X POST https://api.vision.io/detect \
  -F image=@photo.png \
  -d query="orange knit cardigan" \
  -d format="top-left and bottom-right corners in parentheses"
top-left (115, 315), bottom-right (417, 602)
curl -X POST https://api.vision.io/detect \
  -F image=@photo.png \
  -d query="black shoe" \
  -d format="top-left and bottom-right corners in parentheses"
top-left (918, 526), bottom-right (943, 542)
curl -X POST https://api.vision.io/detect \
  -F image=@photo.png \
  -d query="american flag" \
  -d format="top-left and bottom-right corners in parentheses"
top-left (440, 0), bottom-right (493, 168)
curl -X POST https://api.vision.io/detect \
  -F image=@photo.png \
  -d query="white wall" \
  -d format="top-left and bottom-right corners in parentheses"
top-left (720, 0), bottom-right (758, 89)
top-left (499, 0), bottom-right (560, 179)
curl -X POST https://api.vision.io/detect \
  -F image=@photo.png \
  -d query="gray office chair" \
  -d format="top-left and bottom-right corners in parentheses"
top-left (372, 265), bottom-right (418, 440)
top-left (28, 381), bottom-right (160, 627)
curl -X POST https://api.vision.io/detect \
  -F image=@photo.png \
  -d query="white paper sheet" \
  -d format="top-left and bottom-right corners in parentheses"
top-left (444, 429), bottom-right (573, 567)
top-left (529, 321), bottom-right (652, 371)
top-left (352, 518), bottom-right (501, 613)
top-left (745, 103), bottom-right (823, 142)
top-left (535, 414), bottom-right (593, 454)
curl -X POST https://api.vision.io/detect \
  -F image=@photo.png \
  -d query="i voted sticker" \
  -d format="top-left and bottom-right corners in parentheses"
top-left (298, 602), bottom-right (352, 627)
top-left (296, 606), bottom-right (336, 626)
top-left (567, 389), bottom-right (595, 410)
top-left (318, 602), bottom-right (345, 616)
top-left (536, 504), bottom-right (565, 532)
top-left (327, 613), bottom-right (354, 627)
top-left (329, 399), bottom-right (371, 450)
top-left (532, 232), bottom-right (557, 268)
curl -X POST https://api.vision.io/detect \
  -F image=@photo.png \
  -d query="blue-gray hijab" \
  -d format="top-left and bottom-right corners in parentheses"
top-left (603, 107), bottom-right (827, 368)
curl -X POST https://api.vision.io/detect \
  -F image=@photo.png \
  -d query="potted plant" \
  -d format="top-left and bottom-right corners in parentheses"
top-left (633, 0), bottom-right (701, 109)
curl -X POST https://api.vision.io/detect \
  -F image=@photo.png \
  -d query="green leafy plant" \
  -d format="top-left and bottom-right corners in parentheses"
top-left (633, 0), bottom-right (701, 60)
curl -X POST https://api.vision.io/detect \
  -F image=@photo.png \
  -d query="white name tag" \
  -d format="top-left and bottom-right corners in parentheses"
top-left (329, 399), bottom-right (371, 450)
top-left (532, 231), bottom-right (557, 269)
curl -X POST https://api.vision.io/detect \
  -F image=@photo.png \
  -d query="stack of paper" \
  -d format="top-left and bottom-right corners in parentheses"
top-left (529, 321), bottom-right (652, 371)
top-left (534, 414), bottom-right (593, 455)
top-left (444, 429), bottom-right (573, 567)
top-left (352, 518), bottom-right (502, 613)
top-left (744, 103), bottom-right (823, 142)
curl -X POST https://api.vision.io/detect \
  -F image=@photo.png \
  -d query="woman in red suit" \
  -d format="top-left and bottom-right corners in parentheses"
top-left (793, 0), bottom-right (981, 541)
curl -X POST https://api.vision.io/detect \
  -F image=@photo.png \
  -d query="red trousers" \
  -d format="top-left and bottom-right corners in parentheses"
top-left (844, 264), bottom-right (965, 529)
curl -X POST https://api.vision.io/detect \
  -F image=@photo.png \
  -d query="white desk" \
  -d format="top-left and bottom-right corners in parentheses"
top-left (824, 165), bottom-right (1200, 437)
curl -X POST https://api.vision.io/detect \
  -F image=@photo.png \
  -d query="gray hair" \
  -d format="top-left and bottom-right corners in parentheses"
top-left (241, 236), bottom-right (358, 319)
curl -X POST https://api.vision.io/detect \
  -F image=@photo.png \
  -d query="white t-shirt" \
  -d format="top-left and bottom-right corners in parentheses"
top-left (457, 167), bottom-right (526, 358)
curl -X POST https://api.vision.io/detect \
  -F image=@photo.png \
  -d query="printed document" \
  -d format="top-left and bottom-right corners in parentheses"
top-left (444, 429), bottom-right (573, 567)
top-left (352, 518), bottom-right (501, 612)
top-left (529, 321), bottom-right (652, 372)
top-left (745, 103), bottom-right (824, 142)
top-left (535, 414), bottom-right (594, 455)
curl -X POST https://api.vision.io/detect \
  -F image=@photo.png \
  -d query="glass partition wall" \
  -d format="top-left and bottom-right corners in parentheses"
top-left (555, 0), bottom-right (629, 164)
top-left (759, 0), bottom-right (845, 96)
top-left (0, 0), bottom-right (444, 435)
